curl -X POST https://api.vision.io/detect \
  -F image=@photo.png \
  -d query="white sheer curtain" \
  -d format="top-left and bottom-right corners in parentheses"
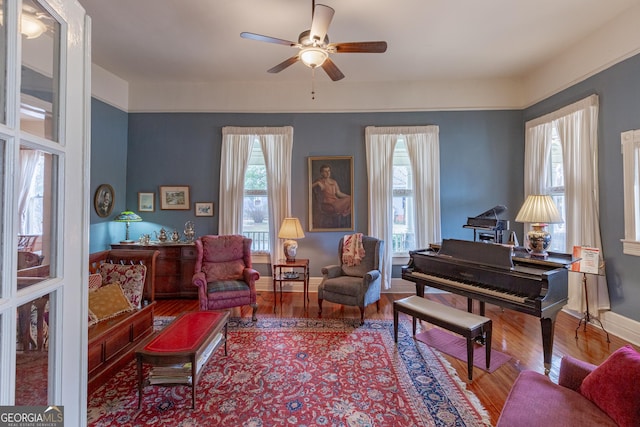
top-left (18, 148), bottom-right (40, 234)
top-left (219, 126), bottom-right (293, 261)
top-left (259, 128), bottom-right (294, 262)
top-left (365, 126), bottom-right (441, 289)
top-left (524, 94), bottom-right (610, 316)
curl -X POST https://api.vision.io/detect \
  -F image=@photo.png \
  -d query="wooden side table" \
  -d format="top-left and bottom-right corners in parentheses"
top-left (272, 258), bottom-right (310, 311)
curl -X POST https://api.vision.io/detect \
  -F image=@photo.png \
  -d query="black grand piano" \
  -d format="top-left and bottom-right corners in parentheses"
top-left (401, 238), bottom-right (575, 373)
top-left (463, 204), bottom-right (509, 243)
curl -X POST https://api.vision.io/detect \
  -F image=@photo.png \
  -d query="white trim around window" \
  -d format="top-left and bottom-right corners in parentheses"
top-left (621, 129), bottom-right (640, 255)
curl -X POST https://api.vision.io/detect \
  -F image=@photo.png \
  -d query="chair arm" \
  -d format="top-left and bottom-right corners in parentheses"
top-left (321, 265), bottom-right (342, 278)
top-left (558, 355), bottom-right (597, 391)
top-left (364, 270), bottom-right (381, 285)
top-left (243, 267), bottom-right (260, 288)
top-left (192, 271), bottom-right (207, 288)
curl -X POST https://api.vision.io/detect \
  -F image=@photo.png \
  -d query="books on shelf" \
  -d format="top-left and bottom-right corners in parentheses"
top-left (149, 362), bottom-right (192, 385)
top-left (147, 333), bottom-right (224, 386)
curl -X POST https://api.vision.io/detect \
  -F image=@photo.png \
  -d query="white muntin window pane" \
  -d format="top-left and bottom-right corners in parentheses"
top-left (243, 141), bottom-right (270, 253)
top-left (20, 0), bottom-right (61, 141)
top-left (392, 139), bottom-right (414, 254)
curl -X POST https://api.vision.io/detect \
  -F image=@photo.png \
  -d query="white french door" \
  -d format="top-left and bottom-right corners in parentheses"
top-left (0, 0), bottom-right (89, 425)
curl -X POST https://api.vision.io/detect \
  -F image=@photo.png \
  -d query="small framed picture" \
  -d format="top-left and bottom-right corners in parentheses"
top-left (195, 202), bottom-right (214, 217)
top-left (138, 192), bottom-right (155, 212)
top-left (159, 185), bottom-right (190, 210)
top-left (94, 184), bottom-right (115, 218)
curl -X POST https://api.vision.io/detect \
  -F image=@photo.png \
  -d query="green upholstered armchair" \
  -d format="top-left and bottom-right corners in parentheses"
top-left (318, 236), bottom-right (384, 325)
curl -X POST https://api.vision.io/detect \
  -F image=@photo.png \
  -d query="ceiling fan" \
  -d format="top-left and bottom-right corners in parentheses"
top-left (240, 0), bottom-right (387, 81)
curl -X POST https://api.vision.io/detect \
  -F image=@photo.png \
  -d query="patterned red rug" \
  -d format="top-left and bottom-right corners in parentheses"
top-left (88, 318), bottom-right (491, 426)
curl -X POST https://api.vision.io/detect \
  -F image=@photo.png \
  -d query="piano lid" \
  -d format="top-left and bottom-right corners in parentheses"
top-left (466, 205), bottom-right (509, 230)
top-left (438, 239), bottom-right (514, 270)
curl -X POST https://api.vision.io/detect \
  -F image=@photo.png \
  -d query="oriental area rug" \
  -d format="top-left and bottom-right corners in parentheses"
top-left (88, 318), bottom-right (491, 426)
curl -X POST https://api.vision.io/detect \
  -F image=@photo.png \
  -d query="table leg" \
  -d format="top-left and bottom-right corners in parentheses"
top-left (137, 356), bottom-right (143, 409)
top-left (272, 265), bottom-right (277, 313)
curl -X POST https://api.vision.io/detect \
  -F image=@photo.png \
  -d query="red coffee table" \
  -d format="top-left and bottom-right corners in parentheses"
top-left (136, 310), bottom-right (229, 408)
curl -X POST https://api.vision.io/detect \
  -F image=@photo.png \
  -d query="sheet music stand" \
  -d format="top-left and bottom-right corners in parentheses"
top-left (572, 246), bottom-right (610, 343)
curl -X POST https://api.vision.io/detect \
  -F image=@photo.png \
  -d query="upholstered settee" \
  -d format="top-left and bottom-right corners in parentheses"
top-left (87, 249), bottom-right (159, 395)
top-left (497, 345), bottom-right (640, 427)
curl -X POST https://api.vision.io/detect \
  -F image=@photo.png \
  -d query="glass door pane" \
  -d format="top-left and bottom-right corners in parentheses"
top-left (20, 0), bottom-right (60, 141)
top-left (15, 291), bottom-right (53, 405)
top-left (17, 147), bottom-right (57, 289)
top-left (0, 0), bottom-right (7, 124)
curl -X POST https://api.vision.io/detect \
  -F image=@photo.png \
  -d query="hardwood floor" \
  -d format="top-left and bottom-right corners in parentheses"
top-left (154, 291), bottom-right (635, 426)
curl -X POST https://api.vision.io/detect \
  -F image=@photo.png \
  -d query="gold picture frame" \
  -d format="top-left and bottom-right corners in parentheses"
top-left (94, 184), bottom-right (115, 218)
top-left (159, 186), bottom-right (190, 210)
top-left (308, 156), bottom-right (354, 231)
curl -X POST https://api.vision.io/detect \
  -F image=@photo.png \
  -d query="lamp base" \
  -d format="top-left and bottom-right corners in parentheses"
top-left (283, 239), bottom-right (298, 262)
top-left (526, 224), bottom-right (552, 258)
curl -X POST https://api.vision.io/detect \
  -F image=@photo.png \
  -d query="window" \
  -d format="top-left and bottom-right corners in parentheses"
top-left (243, 141), bottom-right (270, 253)
top-left (621, 129), bottom-right (640, 255)
top-left (547, 129), bottom-right (566, 252)
top-left (392, 140), bottom-right (415, 254)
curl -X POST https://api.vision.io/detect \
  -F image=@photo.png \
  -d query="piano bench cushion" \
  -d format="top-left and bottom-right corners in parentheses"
top-left (497, 370), bottom-right (617, 427)
top-left (578, 345), bottom-right (640, 427)
top-left (395, 296), bottom-right (490, 331)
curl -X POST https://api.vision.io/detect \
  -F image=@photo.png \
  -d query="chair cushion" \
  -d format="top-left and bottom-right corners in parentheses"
top-left (322, 276), bottom-right (363, 296)
top-left (579, 345), bottom-right (640, 427)
top-left (203, 260), bottom-right (245, 281)
top-left (201, 235), bottom-right (248, 263)
top-left (497, 370), bottom-right (617, 426)
top-left (99, 263), bottom-right (147, 308)
top-left (207, 280), bottom-right (250, 294)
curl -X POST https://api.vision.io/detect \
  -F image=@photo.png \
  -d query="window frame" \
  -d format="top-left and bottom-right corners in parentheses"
top-left (621, 129), bottom-right (640, 255)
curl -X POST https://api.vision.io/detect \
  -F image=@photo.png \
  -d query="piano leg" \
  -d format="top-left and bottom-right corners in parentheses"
top-left (540, 316), bottom-right (557, 375)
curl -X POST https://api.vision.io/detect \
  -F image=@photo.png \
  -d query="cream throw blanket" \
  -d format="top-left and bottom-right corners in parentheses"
top-left (342, 233), bottom-right (365, 266)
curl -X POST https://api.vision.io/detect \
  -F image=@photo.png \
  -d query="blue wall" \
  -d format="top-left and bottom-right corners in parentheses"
top-left (524, 53), bottom-right (640, 322)
top-left (89, 98), bottom-right (128, 253)
top-left (123, 110), bottom-right (523, 277)
top-left (89, 51), bottom-right (640, 322)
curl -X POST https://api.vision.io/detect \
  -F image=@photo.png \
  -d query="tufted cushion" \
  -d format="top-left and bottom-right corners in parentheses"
top-left (88, 283), bottom-right (134, 325)
top-left (88, 273), bottom-right (103, 291)
top-left (100, 263), bottom-right (146, 308)
top-left (579, 345), bottom-right (640, 427)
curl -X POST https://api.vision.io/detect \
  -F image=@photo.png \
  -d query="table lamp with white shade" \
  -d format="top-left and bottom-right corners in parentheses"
top-left (278, 218), bottom-right (305, 262)
top-left (515, 195), bottom-right (563, 258)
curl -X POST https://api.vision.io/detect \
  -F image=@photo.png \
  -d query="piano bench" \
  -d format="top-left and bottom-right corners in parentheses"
top-left (393, 295), bottom-right (492, 382)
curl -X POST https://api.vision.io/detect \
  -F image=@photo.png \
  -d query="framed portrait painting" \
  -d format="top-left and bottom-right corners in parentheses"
top-left (138, 192), bottom-right (155, 212)
top-left (94, 184), bottom-right (115, 218)
top-left (159, 186), bottom-right (190, 210)
top-left (308, 156), bottom-right (354, 231)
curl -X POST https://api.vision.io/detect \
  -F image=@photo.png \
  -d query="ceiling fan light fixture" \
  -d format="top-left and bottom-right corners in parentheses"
top-left (21, 12), bottom-right (47, 39)
top-left (300, 47), bottom-right (328, 68)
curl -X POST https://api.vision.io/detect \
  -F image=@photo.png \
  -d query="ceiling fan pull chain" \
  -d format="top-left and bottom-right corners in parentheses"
top-left (311, 68), bottom-right (316, 100)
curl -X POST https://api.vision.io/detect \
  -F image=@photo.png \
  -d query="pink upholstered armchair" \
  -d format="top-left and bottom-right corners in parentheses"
top-left (192, 235), bottom-right (259, 321)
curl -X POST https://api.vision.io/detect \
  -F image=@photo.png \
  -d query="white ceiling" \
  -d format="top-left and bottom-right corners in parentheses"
top-left (78, 0), bottom-right (640, 87)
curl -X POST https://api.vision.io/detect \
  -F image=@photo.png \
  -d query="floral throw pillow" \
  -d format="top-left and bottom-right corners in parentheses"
top-left (88, 273), bottom-right (102, 291)
top-left (99, 263), bottom-right (147, 308)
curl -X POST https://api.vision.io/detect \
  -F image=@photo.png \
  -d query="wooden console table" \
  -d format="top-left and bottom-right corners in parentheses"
top-left (136, 310), bottom-right (229, 409)
top-left (111, 243), bottom-right (197, 299)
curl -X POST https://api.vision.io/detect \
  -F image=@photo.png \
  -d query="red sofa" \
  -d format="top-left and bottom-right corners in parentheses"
top-left (497, 346), bottom-right (640, 427)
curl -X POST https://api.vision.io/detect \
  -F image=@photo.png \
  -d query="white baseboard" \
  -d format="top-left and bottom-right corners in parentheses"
top-left (257, 277), bottom-right (435, 294)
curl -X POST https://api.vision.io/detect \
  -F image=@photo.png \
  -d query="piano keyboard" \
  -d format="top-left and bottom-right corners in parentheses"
top-left (410, 271), bottom-right (529, 304)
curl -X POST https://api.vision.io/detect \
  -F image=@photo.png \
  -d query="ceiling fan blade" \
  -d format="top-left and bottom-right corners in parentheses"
top-left (240, 32), bottom-right (296, 47)
top-left (267, 56), bottom-right (300, 73)
top-left (321, 57), bottom-right (345, 81)
top-left (331, 41), bottom-right (388, 53)
top-left (310, 4), bottom-right (334, 43)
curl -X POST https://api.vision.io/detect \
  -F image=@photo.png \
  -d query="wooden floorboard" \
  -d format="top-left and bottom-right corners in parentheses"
top-left (154, 291), bottom-right (635, 426)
